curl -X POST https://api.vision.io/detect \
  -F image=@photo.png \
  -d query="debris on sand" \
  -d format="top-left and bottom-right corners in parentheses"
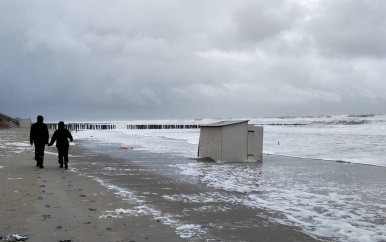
top-left (1, 234), bottom-right (29, 241)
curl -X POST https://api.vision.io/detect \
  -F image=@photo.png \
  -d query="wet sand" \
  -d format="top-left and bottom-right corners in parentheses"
top-left (0, 128), bottom-right (320, 241)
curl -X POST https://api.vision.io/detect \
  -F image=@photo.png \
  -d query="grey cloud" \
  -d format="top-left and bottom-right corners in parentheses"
top-left (1, 0), bottom-right (386, 121)
top-left (306, 0), bottom-right (386, 58)
top-left (232, 1), bottom-right (294, 43)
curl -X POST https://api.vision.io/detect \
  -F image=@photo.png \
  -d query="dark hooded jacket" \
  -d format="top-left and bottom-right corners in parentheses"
top-left (48, 121), bottom-right (73, 148)
top-left (30, 117), bottom-right (49, 145)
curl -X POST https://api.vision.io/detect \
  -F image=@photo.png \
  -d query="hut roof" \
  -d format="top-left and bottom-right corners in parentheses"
top-left (201, 120), bottom-right (248, 127)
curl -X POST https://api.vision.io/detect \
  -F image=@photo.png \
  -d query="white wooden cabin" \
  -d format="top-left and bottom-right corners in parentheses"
top-left (198, 120), bottom-right (263, 163)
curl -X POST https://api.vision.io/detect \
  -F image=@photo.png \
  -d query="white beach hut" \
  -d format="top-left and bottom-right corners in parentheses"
top-left (198, 120), bottom-right (263, 163)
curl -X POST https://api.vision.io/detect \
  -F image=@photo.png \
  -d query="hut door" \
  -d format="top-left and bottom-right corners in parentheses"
top-left (247, 130), bottom-right (256, 161)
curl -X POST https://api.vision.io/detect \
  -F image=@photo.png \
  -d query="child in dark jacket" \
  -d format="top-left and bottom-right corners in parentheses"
top-left (48, 121), bottom-right (73, 169)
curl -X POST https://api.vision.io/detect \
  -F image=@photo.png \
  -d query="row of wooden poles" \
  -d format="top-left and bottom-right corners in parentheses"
top-left (127, 124), bottom-right (201, 129)
top-left (47, 123), bottom-right (116, 130)
top-left (46, 123), bottom-right (201, 130)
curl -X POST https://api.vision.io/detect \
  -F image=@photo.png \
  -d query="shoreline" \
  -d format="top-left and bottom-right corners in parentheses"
top-left (0, 128), bottom-right (321, 241)
top-left (264, 153), bottom-right (386, 168)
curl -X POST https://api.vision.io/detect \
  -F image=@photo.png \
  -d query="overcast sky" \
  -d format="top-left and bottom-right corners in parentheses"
top-left (1, 0), bottom-right (386, 121)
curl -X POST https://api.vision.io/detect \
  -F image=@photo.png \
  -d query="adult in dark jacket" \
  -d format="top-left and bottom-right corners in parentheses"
top-left (48, 121), bottom-right (73, 169)
top-left (30, 115), bottom-right (49, 168)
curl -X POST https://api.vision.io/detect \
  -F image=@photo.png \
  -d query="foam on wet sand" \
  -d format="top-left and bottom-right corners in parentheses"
top-left (1, 128), bottom-right (385, 241)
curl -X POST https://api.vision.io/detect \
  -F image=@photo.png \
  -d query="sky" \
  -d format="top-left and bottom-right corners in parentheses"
top-left (1, 0), bottom-right (386, 121)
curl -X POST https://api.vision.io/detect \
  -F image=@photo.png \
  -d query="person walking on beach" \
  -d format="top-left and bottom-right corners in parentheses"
top-left (30, 115), bottom-right (49, 169)
top-left (48, 121), bottom-right (73, 169)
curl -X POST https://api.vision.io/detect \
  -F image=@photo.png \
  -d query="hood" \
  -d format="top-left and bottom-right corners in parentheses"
top-left (58, 121), bottom-right (65, 129)
top-left (37, 115), bottom-right (44, 123)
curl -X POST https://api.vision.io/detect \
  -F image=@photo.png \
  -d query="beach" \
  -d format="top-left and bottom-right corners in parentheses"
top-left (0, 128), bottom-right (320, 242)
top-left (0, 129), bottom-right (186, 242)
top-left (1, 127), bottom-right (386, 242)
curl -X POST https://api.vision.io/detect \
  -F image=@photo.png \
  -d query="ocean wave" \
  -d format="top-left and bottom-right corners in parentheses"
top-left (312, 120), bottom-right (371, 125)
top-left (347, 114), bottom-right (378, 118)
top-left (248, 114), bottom-right (386, 127)
top-left (252, 120), bottom-right (371, 126)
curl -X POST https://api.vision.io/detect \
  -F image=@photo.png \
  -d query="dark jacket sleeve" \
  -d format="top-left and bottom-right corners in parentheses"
top-left (48, 131), bottom-right (57, 146)
top-left (30, 125), bottom-right (34, 145)
top-left (67, 130), bottom-right (73, 142)
top-left (44, 124), bottom-right (49, 144)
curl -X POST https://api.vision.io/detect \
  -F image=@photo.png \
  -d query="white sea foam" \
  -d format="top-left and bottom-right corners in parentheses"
top-left (69, 116), bottom-right (386, 241)
top-left (168, 162), bottom-right (386, 242)
top-left (74, 129), bottom-right (198, 158)
top-left (76, 175), bottom-right (209, 240)
top-left (99, 207), bottom-right (150, 218)
top-left (176, 224), bottom-right (206, 239)
top-left (4, 142), bottom-right (30, 147)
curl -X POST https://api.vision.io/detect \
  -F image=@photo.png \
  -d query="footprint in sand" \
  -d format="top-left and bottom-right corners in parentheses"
top-left (42, 214), bottom-right (51, 220)
top-left (38, 197), bottom-right (44, 200)
top-left (88, 208), bottom-right (97, 211)
top-left (106, 227), bottom-right (115, 232)
top-left (79, 195), bottom-right (87, 197)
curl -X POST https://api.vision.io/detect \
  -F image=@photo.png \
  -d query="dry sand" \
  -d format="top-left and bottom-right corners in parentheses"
top-left (0, 128), bottom-right (319, 242)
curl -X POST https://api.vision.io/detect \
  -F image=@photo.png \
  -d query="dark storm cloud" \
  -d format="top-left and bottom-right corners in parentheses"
top-left (1, 0), bottom-right (385, 121)
top-left (306, 0), bottom-right (386, 58)
top-left (232, 1), bottom-right (293, 43)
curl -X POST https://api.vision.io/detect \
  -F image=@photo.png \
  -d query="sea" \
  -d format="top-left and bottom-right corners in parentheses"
top-left (1, 114), bottom-right (386, 241)
top-left (75, 113), bottom-right (386, 167)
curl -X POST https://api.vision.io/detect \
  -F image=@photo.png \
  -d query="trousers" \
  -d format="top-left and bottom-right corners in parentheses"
top-left (57, 146), bottom-right (69, 165)
top-left (34, 144), bottom-right (45, 166)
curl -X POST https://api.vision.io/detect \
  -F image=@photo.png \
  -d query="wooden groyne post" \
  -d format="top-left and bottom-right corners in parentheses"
top-left (126, 124), bottom-right (201, 129)
top-left (47, 123), bottom-right (116, 131)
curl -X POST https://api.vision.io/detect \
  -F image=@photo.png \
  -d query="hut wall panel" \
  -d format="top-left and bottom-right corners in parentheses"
top-left (221, 122), bottom-right (248, 162)
top-left (198, 127), bottom-right (222, 161)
